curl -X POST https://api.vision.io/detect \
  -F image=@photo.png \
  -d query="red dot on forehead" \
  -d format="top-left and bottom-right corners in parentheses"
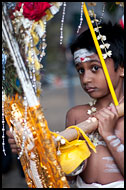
top-left (80, 57), bottom-right (85, 61)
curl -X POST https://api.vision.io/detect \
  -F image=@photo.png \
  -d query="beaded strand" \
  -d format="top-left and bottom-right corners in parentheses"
top-left (60, 2), bottom-right (66, 45)
top-left (2, 52), bottom-right (7, 156)
top-left (99, 2), bottom-right (106, 24)
top-left (39, 20), bottom-right (47, 62)
top-left (77, 2), bottom-right (84, 34)
top-left (2, 89), bottom-right (6, 156)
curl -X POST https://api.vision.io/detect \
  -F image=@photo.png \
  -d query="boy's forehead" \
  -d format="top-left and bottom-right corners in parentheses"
top-left (74, 48), bottom-right (99, 65)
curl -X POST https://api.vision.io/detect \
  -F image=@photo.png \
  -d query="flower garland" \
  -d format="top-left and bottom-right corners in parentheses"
top-left (3, 2), bottom-right (63, 98)
top-left (88, 7), bottom-right (112, 60)
top-left (87, 2), bottom-right (124, 60)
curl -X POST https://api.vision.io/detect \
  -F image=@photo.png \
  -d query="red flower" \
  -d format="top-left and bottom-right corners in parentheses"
top-left (15, 2), bottom-right (51, 21)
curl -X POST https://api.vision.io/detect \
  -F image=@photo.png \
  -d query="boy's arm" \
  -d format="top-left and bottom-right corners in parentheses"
top-left (94, 104), bottom-right (124, 176)
top-left (103, 128), bottom-right (124, 176)
top-left (65, 108), bottom-right (77, 128)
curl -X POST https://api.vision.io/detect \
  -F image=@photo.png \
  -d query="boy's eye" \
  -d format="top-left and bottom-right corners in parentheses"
top-left (92, 65), bottom-right (100, 72)
top-left (78, 68), bottom-right (85, 75)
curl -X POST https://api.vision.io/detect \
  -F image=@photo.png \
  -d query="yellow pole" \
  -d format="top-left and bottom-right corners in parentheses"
top-left (83, 2), bottom-right (119, 106)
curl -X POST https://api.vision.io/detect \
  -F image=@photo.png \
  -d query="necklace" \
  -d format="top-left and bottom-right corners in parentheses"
top-left (87, 95), bottom-right (124, 116)
top-left (87, 99), bottom-right (104, 146)
top-left (87, 99), bottom-right (97, 115)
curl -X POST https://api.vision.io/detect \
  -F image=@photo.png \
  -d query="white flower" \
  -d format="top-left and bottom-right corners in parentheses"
top-left (100, 43), bottom-right (110, 49)
top-left (105, 43), bottom-right (110, 49)
top-left (94, 27), bottom-right (99, 33)
top-left (91, 107), bottom-right (97, 112)
top-left (93, 99), bottom-right (97, 105)
top-left (101, 35), bottom-right (107, 41)
top-left (107, 50), bottom-right (112, 57)
top-left (97, 34), bottom-right (102, 40)
top-left (88, 101), bottom-right (94, 106)
top-left (97, 34), bottom-right (106, 41)
top-left (100, 44), bottom-right (105, 49)
top-left (102, 50), bottom-right (112, 59)
top-left (102, 53), bottom-right (107, 59)
top-left (87, 110), bottom-right (92, 115)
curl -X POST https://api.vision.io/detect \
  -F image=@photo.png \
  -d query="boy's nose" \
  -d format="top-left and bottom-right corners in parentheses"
top-left (82, 72), bottom-right (92, 85)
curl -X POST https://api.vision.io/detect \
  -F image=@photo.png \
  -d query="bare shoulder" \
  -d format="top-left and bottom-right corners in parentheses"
top-left (65, 104), bottom-right (90, 128)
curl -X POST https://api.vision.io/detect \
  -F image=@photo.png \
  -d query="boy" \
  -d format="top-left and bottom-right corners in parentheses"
top-left (65, 22), bottom-right (124, 188)
top-left (6, 22), bottom-right (124, 188)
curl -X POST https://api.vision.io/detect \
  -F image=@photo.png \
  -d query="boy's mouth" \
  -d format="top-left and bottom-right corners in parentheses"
top-left (85, 87), bottom-right (96, 93)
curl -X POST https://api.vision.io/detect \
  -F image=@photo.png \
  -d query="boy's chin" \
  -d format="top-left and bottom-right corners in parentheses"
top-left (88, 93), bottom-right (101, 100)
top-left (88, 94), bottom-right (98, 99)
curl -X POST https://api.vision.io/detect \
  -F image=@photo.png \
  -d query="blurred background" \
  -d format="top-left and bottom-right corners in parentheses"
top-left (2, 2), bottom-right (124, 188)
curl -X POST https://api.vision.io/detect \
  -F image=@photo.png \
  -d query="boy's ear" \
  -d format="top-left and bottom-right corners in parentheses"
top-left (119, 66), bottom-right (124, 77)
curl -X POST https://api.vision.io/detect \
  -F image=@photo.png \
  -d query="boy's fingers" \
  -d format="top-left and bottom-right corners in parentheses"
top-left (6, 130), bottom-right (14, 138)
top-left (10, 144), bottom-right (18, 149)
top-left (8, 138), bottom-right (16, 144)
top-left (12, 149), bottom-right (19, 154)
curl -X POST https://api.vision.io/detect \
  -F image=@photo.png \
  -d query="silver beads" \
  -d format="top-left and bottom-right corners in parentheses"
top-left (99, 2), bottom-right (106, 24)
top-left (2, 52), bottom-right (7, 156)
top-left (2, 89), bottom-right (6, 156)
top-left (39, 20), bottom-right (47, 62)
top-left (77, 2), bottom-right (84, 34)
top-left (60, 2), bottom-right (66, 45)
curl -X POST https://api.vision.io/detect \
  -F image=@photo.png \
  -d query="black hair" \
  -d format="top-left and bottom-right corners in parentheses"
top-left (70, 22), bottom-right (124, 71)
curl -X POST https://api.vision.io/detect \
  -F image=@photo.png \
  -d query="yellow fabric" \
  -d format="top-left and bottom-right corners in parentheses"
top-left (51, 126), bottom-right (96, 174)
top-left (68, 126), bottom-right (96, 153)
top-left (58, 139), bottom-right (91, 174)
top-left (45, 9), bottom-right (54, 21)
top-left (30, 22), bottom-right (39, 45)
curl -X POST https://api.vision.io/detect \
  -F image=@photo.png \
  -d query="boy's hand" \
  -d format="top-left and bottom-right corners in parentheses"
top-left (6, 130), bottom-right (21, 154)
top-left (94, 103), bottom-right (119, 138)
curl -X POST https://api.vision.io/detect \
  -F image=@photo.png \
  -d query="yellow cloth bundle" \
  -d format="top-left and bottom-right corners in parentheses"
top-left (52, 126), bottom-right (96, 174)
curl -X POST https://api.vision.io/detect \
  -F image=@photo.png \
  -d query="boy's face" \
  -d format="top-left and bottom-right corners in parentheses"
top-left (74, 51), bottom-right (122, 99)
